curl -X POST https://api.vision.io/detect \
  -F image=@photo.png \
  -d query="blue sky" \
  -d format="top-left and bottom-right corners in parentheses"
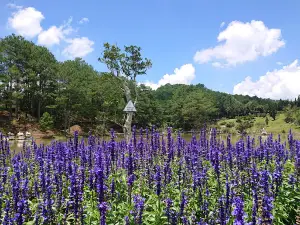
top-left (1, 0), bottom-right (300, 99)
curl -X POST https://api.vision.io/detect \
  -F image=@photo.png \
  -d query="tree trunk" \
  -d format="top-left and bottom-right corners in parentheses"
top-left (37, 100), bottom-right (41, 120)
top-left (9, 103), bottom-right (12, 121)
top-left (124, 112), bottom-right (133, 142)
top-left (123, 81), bottom-right (133, 141)
top-left (16, 100), bottom-right (19, 120)
top-left (64, 109), bottom-right (68, 136)
top-left (31, 98), bottom-right (35, 117)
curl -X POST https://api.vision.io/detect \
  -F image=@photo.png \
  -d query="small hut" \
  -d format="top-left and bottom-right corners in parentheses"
top-left (261, 128), bottom-right (268, 136)
top-left (123, 100), bottom-right (136, 113)
top-left (123, 100), bottom-right (137, 141)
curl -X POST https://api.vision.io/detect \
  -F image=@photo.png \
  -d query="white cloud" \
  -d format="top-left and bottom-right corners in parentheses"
top-left (79, 17), bottom-right (89, 24)
top-left (7, 6), bottom-right (94, 58)
top-left (37, 26), bottom-right (64, 46)
top-left (276, 61), bottom-right (283, 65)
top-left (220, 22), bottom-right (225, 28)
top-left (63, 37), bottom-right (94, 58)
top-left (143, 64), bottom-right (196, 90)
top-left (37, 17), bottom-right (74, 47)
top-left (233, 60), bottom-right (300, 100)
top-left (212, 62), bottom-right (225, 68)
top-left (8, 7), bottom-right (44, 38)
top-left (194, 20), bottom-right (285, 67)
top-left (7, 3), bottom-right (22, 9)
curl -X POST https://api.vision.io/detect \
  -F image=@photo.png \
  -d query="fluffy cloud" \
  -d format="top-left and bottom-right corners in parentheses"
top-left (233, 60), bottom-right (300, 100)
top-left (37, 18), bottom-right (74, 47)
top-left (143, 64), bottom-right (196, 90)
top-left (194, 20), bottom-right (285, 67)
top-left (7, 6), bottom-right (94, 58)
top-left (220, 22), bottom-right (225, 28)
top-left (79, 17), bottom-right (89, 24)
top-left (8, 7), bottom-right (44, 38)
top-left (7, 3), bottom-right (22, 9)
top-left (37, 26), bottom-right (64, 46)
top-left (63, 37), bottom-right (94, 58)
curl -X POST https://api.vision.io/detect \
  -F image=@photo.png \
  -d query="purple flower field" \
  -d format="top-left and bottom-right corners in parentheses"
top-left (0, 127), bottom-right (299, 224)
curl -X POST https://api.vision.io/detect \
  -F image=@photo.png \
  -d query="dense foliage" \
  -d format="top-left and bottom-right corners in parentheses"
top-left (0, 34), bottom-right (295, 133)
top-left (39, 112), bottom-right (54, 131)
top-left (0, 128), bottom-right (299, 224)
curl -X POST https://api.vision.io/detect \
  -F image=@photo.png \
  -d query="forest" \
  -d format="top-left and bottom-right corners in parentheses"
top-left (0, 34), bottom-right (298, 134)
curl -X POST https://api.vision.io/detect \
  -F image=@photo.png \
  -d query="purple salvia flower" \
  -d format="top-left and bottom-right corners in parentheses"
top-left (295, 141), bottom-right (300, 173)
top-left (170, 210), bottom-right (178, 225)
top-left (89, 169), bottom-right (95, 190)
top-left (34, 203), bottom-right (41, 225)
top-left (3, 200), bottom-right (11, 225)
top-left (218, 196), bottom-right (226, 225)
top-left (110, 178), bottom-right (115, 197)
top-left (177, 130), bottom-right (182, 158)
top-left (133, 195), bottom-right (145, 225)
top-left (74, 130), bottom-right (79, 157)
top-left (261, 195), bottom-right (274, 225)
top-left (225, 174), bottom-right (231, 219)
top-left (260, 171), bottom-right (274, 225)
top-left (127, 174), bottom-right (135, 187)
top-left (132, 125), bottom-right (137, 148)
top-left (179, 191), bottom-right (188, 218)
top-left (124, 216), bottom-right (130, 225)
top-left (95, 167), bottom-right (105, 203)
top-left (162, 134), bottom-right (166, 155)
top-left (151, 125), bottom-right (155, 152)
top-left (164, 161), bottom-right (172, 185)
top-left (273, 161), bottom-right (283, 196)
top-left (21, 178), bottom-right (30, 217)
top-left (154, 165), bottom-right (162, 196)
top-left (165, 198), bottom-right (173, 223)
top-left (251, 189), bottom-right (258, 225)
top-left (109, 129), bottom-right (116, 168)
top-left (11, 175), bottom-right (20, 212)
top-left (182, 216), bottom-right (189, 225)
top-left (99, 202), bottom-right (109, 225)
top-left (288, 173), bottom-right (297, 189)
top-left (197, 218), bottom-right (208, 225)
top-left (232, 196), bottom-right (246, 225)
top-left (15, 199), bottom-right (25, 225)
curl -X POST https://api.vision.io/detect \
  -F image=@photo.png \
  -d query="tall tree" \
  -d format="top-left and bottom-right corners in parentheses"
top-left (268, 102), bottom-right (278, 120)
top-left (98, 43), bottom-right (152, 139)
top-left (53, 58), bottom-right (100, 133)
top-left (181, 90), bottom-right (217, 130)
top-left (27, 45), bottom-right (57, 119)
top-left (134, 84), bottom-right (161, 128)
top-left (0, 34), bottom-right (34, 118)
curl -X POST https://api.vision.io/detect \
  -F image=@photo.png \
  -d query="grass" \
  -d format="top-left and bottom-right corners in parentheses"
top-left (217, 113), bottom-right (300, 136)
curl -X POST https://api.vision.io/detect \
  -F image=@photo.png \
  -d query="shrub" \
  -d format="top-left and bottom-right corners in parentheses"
top-left (39, 112), bottom-right (54, 131)
top-left (236, 120), bottom-right (253, 134)
top-left (294, 111), bottom-right (300, 125)
top-left (284, 116), bottom-right (294, 123)
top-left (11, 118), bottom-right (18, 126)
top-left (223, 127), bottom-right (231, 133)
top-left (226, 122), bottom-right (235, 128)
top-left (236, 118), bottom-right (242, 123)
top-left (265, 116), bottom-right (269, 126)
top-left (260, 113), bottom-right (266, 117)
top-left (284, 105), bottom-right (295, 123)
top-left (220, 121), bottom-right (227, 126)
top-left (255, 121), bottom-right (265, 130)
top-left (95, 124), bottom-right (109, 136)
